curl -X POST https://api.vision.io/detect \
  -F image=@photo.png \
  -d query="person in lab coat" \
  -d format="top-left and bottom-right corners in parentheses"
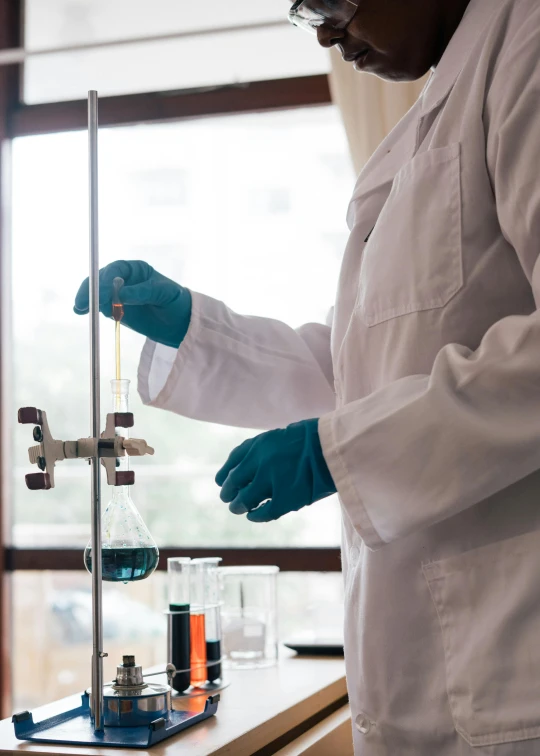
top-left (75, 0), bottom-right (540, 752)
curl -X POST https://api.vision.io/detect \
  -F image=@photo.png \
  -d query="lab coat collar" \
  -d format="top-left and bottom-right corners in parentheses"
top-left (420, 0), bottom-right (505, 117)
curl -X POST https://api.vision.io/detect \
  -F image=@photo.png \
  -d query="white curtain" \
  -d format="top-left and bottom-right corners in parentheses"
top-left (329, 48), bottom-right (429, 174)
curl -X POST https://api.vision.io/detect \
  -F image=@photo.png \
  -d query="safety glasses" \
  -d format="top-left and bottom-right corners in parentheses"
top-left (289, 0), bottom-right (360, 35)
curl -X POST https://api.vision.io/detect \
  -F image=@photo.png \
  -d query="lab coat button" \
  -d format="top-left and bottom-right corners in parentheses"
top-left (355, 714), bottom-right (372, 735)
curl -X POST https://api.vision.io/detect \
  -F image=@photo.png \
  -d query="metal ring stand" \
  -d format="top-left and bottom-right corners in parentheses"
top-left (11, 91), bottom-right (221, 749)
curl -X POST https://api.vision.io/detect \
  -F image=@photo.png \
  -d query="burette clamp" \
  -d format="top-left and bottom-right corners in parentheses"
top-left (18, 406), bottom-right (155, 490)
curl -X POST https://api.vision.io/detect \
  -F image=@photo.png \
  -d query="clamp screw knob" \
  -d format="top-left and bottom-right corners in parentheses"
top-left (25, 473), bottom-right (51, 490)
top-left (37, 457), bottom-right (46, 471)
top-left (115, 471), bottom-right (135, 486)
top-left (33, 426), bottom-right (43, 442)
top-left (18, 407), bottom-right (43, 425)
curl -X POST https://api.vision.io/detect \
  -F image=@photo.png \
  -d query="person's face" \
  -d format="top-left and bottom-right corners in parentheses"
top-left (315, 0), bottom-right (467, 82)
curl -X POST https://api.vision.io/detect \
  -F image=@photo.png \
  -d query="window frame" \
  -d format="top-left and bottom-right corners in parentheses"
top-left (6, 547), bottom-right (341, 572)
top-left (0, 0), bottom-right (341, 715)
top-left (8, 74), bottom-right (331, 138)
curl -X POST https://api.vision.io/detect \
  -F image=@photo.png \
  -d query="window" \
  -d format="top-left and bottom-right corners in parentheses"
top-left (23, 0), bottom-right (330, 103)
top-left (12, 571), bottom-right (166, 710)
top-left (11, 106), bottom-right (354, 551)
top-left (133, 169), bottom-right (189, 208)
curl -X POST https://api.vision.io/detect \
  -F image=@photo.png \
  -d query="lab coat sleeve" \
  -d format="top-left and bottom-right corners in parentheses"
top-left (138, 290), bottom-right (335, 430)
top-left (319, 14), bottom-right (540, 549)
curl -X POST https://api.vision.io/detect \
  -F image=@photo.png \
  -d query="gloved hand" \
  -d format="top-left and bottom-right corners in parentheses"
top-left (74, 260), bottom-right (192, 349)
top-left (215, 419), bottom-right (337, 522)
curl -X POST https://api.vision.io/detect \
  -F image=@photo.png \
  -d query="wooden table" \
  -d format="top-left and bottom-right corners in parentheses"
top-left (0, 654), bottom-right (351, 756)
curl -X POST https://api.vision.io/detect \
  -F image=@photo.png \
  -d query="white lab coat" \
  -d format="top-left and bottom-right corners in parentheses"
top-left (139, 0), bottom-right (540, 752)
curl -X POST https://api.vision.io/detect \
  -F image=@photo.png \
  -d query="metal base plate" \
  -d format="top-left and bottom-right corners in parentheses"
top-left (13, 692), bottom-right (219, 748)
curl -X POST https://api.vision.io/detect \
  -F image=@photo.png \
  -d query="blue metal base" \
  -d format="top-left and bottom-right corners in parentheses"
top-left (12, 691), bottom-right (219, 748)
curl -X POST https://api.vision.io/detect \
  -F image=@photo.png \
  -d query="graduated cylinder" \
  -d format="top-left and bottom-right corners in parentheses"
top-left (190, 560), bottom-right (208, 687)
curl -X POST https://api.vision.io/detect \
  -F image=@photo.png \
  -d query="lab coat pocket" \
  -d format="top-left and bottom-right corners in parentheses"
top-left (423, 530), bottom-right (540, 747)
top-left (358, 143), bottom-right (463, 326)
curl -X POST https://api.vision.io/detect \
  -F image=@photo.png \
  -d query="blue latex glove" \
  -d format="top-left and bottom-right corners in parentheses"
top-left (215, 419), bottom-right (337, 522)
top-left (74, 260), bottom-right (192, 349)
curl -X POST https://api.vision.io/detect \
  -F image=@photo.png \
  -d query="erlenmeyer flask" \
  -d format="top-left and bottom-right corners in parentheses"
top-left (84, 379), bottom-right (159, 583)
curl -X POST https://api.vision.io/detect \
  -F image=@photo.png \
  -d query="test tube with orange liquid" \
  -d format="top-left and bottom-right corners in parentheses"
top-left (192, 557), bottom-right (222, 684)
top-left (190, 560), bottom-right (208, 687)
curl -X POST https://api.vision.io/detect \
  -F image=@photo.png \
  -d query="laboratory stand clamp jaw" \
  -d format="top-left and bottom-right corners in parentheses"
top-left (17, 406), bottom-right (155, 491)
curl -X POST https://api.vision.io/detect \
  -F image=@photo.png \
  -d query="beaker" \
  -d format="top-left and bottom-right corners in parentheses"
top-left (220, 566), bottom-right (279, 669)
top-left (189, 560), bottom-right (207, 687)
top-left (192, 557), bottom-right (222, 683)
top-left (167, 557), bottom-right (191, 693)
top-left (84, 379), bottom-right (159, 583)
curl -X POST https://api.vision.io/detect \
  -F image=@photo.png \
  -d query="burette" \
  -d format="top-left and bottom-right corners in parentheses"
top-left (112, 276), bottom-right (124, 410)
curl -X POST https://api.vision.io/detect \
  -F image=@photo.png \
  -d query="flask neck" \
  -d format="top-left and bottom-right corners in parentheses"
top-left (111, 379), bottom-right (130, 414)
top-left (111, 378), bottom-right (131, 477)
top-left (111, 485), bottom-right (133, 503)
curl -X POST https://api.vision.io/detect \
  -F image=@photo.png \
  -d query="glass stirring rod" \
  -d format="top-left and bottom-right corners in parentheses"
top-left (112, 277), bottom-right (125, 397)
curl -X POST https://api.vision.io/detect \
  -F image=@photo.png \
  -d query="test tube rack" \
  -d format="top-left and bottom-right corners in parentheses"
top-left (11, 91), bottom-right (219, 748)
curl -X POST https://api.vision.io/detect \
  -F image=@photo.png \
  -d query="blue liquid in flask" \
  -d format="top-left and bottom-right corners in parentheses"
top-left (84, 545), bottom-right (159, 582)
